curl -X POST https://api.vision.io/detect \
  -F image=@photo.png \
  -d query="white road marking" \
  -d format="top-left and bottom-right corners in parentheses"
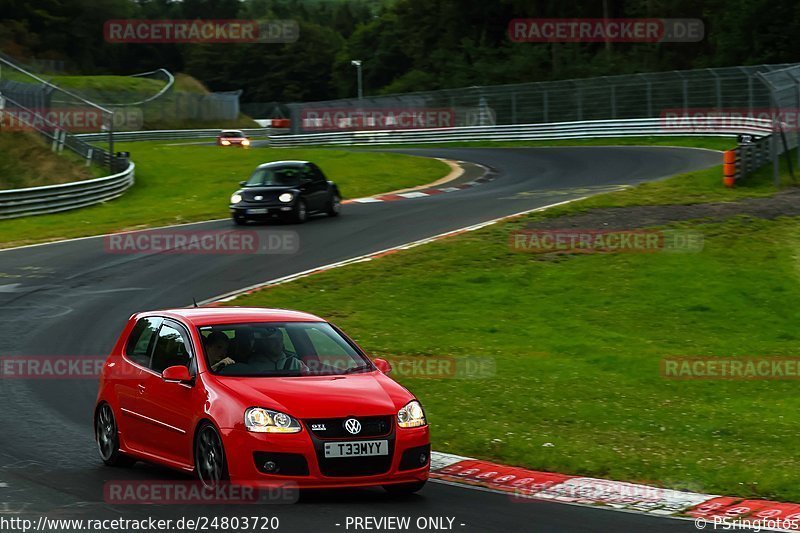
top-left (0, 284), bottom-right (22, 293)
top-left (350, 198), bottom-right (382, 203)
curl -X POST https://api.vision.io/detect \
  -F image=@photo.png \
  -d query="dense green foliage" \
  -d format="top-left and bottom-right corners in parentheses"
top-left (2, 0), bottom-right (800, 103)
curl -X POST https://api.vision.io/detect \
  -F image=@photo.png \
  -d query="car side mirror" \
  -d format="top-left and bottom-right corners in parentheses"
top-left (162, 365), bottom-right (193, 384)
top-left (373, 358), bottom-right (392, 374)
top-left (239, 180), bottom-right (247, 186)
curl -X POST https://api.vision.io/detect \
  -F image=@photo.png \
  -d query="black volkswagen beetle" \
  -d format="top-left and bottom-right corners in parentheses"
top-left (229, 161), bottom-right (341, 224)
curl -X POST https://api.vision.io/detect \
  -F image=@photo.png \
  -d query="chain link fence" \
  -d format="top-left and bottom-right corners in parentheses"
top-left (0, 53), bottom-right (118, 169)
top-left (289, 64), bottom-right (796, 132)
top-left (287, 63), bottom-right (800, 184)
top-left (754, 64), bottom-right (800, 182)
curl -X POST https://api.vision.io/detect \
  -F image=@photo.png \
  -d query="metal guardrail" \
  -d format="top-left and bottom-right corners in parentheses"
top-left (0, 162), bottom-right (135, 219)
top-left (266, 117), bottom-right (774, 146)
top-left (75, 118), bottom-right (773, 147)
top-left (76, 128), bottom-right (273, 143)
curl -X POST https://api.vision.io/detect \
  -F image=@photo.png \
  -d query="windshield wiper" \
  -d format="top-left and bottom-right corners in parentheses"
top-left (342, 364), bottom-right (372, 374)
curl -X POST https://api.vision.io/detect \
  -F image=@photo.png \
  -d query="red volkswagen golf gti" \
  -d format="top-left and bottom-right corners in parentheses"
top-left (94, 307), bottom-right (430, 493)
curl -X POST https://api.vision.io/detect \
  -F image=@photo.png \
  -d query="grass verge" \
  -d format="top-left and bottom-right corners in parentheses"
top-left (223, 148), bottom-right (800, 501)
top-left (0, 142), bottom-right (448, 248)
top-left (0, 131), bottom-right (99, 189)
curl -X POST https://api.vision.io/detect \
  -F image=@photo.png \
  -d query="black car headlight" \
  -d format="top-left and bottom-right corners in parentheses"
top-left (278, 192), bottom-right (294, 203)
top-left (230, 193), bottom-right (243, 204)
top-left (244, 407), bottom-right (302, 433)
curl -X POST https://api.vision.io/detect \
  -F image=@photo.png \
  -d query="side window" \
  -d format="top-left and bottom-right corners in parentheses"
top-left (125, 317), bottom-right (162, 368)
top-left (301, 166), bottom-right (315, 182)
top-left (308, 164), bottom-right (325, 182)
top-left (151, 323), bottom-right (192, 373)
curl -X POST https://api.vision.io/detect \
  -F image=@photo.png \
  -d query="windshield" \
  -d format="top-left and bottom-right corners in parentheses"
top-left (198, 321), bottom-right (372, 377)
top-left (221, 131), bottom-right (244, 137)
top-left (244, 166), bottom-right (303, 187)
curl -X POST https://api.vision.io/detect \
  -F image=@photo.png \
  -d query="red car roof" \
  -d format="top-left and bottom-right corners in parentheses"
top-left (136, 307), bottom-right (324, 327)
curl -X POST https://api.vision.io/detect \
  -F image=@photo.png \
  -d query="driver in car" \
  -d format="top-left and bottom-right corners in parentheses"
top-left (249, 327), bottom-right (308, 372)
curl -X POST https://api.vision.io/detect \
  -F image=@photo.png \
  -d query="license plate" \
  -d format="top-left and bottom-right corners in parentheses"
top-left (324, 440), bottom-right (388, 458)
top-left (247, 208), bottom-right (268, 214)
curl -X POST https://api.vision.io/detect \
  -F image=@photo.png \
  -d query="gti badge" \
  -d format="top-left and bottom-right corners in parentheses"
top-left (344, 418), bottom-right (361, 435)
top-left (254, 195), bottom-right (264, 201)
top-left (311, 423), bottom-right (326, 431)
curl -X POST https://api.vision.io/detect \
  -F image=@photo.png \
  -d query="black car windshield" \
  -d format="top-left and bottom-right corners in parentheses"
top-left (198, 322), bottom-right (373, 377)
top-left (221, 130), bottom-right (244, 137)
top-left (244, 166), bottom-right (303, 187)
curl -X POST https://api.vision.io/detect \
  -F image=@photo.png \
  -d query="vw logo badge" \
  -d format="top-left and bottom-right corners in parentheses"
top-left (344, 418), bottom-right (361, 435)
top-left (254, 195), bottom-right (264, 201)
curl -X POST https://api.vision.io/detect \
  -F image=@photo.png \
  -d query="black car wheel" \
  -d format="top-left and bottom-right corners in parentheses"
top-left (233, 216), bottom-right (248, 226)
top-left (195, 423), bottom-right (229, 487)
top-left (383, 481), bottom-right (427, 495)
top-left (327, 192), bottom-right (341, 217)
top-left (294, 199), bottom-right (308, 224)
top-left (95, 403), bottom-right (135, 467)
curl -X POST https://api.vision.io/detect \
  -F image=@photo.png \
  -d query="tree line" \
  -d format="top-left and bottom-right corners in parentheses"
top-left (1, 0), bottom-right (799, 103)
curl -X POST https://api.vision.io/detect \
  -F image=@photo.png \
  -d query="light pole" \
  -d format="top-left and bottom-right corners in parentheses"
top-left (351, 59), bottom-right (363, 100)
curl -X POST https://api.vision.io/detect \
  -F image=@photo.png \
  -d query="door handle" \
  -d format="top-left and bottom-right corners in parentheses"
top-left (137, 384), bottom-right (146, 394)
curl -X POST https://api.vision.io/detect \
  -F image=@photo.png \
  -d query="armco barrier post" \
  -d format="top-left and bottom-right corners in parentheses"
top-left (723, 149), bottom-right (737, 188)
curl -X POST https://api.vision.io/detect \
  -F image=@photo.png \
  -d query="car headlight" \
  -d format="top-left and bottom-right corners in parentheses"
top-left (221, 139), bottom-right (230, 145)
top-left (244, 407), bottom-right (302, 433)
top-left (230, 193), bottom-right (243, 204)
top-left (397, 400), bottom-right (426, 428)
top-left (278, 192), bottom-right (293, 203)
top-left (242, 139), bottom-right (250, 146)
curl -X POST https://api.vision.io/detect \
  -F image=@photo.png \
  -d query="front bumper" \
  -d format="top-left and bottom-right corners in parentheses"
top-left (230, 203), bottom-right (294, 220)
top-left (221, 425), bottom-right (430, 489)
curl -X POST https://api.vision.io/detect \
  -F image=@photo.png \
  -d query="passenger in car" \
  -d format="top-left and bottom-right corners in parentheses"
top-left (205, 331), bottom-right (235, 372)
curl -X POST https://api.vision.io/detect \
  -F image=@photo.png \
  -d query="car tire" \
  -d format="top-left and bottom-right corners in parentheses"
top-left (294, 199), bottom-right (308, 224)
top-left (383, 481), bottom-right (426, 495)
top-left (195, 422), bottom-right (230, 487)
top-left (94, 403), bottom-right (136, 467)
top-left (233, 216), bottom-right (247, 226)
top-left (327, 191), bottom-right (341, 217)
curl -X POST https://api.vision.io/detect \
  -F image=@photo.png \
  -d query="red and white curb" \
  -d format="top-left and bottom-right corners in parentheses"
top-left (344, 162), bottom-right (496, 205)
top-left (430, 452), bottom-right (800, 530)
top-left (345, 179), bottom-right (493, 204)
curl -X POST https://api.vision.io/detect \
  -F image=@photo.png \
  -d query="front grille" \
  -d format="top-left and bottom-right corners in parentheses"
top-left (304, 416), bottom-right (393, 439)
top-left (243, 190), bottom-right (280, 202)
top-left (306, 419), bottom-right (396, 477)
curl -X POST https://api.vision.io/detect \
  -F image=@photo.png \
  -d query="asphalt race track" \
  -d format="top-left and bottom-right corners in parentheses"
top-left (0, 146), bottom-right (724, 532)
